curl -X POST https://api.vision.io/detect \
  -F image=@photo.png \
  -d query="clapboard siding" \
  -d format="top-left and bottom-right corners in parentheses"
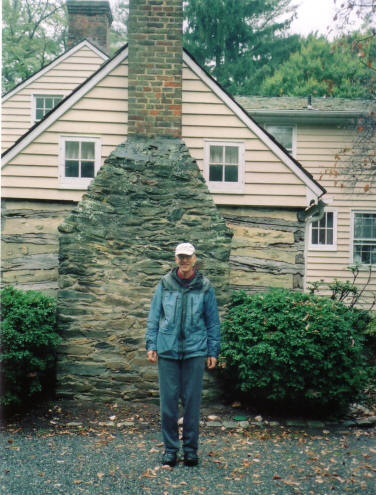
top-left (2, 60), bottom-right (309, 206)
top-left (295, 123), bottom-right (376, 306)
top-left (2, 44), bottom-right (107, 152)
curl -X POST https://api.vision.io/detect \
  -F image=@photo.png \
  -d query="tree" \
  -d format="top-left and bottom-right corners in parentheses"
top-left (109, 0), bottom-right (129, 55)
top-left (183, 0), bottom-right (300, 95)
top-left (2, 0), bottom-right (129, 95)
top-left (260, 33), bottom-right (376, 98)
top-left (2, 0), bottom-right (67, 94)
top-left (331, 1), bottom-right (376, 188)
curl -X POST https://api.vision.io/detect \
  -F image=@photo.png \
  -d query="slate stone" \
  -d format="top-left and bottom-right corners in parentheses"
top-left (57, 136), bottom-right (232, 402)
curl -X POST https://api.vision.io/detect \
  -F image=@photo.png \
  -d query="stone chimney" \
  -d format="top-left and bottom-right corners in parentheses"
top-left (57, 0), bottom-right (233, 404)
top-left (128, 0), bottom-right (183, 137)
top-left (67, 0), bottom-right (113, 54)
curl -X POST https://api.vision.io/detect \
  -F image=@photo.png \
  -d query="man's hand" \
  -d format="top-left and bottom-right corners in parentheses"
top-left (147, 350), bottom-right (157, 363)
top-left (207, 356), bottom-right (217, 369)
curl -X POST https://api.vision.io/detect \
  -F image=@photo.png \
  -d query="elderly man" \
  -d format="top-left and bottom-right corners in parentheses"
top-left (146, 242), bottom-right (220, 467)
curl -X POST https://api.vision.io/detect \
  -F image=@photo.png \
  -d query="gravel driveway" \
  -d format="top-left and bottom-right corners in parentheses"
top-left (1, 401), bottom-right (376, 495)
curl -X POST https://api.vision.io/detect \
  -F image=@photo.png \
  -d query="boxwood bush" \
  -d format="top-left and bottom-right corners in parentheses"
top-left (0, 286), bottom-right (60, 412)
top-left (218, 289), bottom-right (371, 416)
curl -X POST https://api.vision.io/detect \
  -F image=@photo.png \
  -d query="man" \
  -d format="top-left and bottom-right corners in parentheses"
top-left (146, 242), bottom-right (220, 467)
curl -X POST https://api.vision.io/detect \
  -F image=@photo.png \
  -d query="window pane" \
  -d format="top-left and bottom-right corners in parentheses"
top-left (36, 109), bottom-right (44, 120)
top-left (327, 229), bottom-right (333, 245)
top-left (65, 160), bottom-right (79, 177)
top-left (225, 146), bottom-right (238, 165)
top-left (354, 213), bottom-right (376, 240)
top-left (35, 97), bottom-right (44, 109)
top-left (81, 141), bottom-right (95, 160)
top-left (225, 165), bottom-right (238, 182)
top-left (326, 212), bottom-right (333, 228)
top-left (312, 228), bottom-right (318, 244)
top-left (81, 161), bottom-right (95, 178)
top-left (45, 98), bottom-right (53, 109)
top-left (209, 164), bottom-right (223, 181)
top-left (319, 229), bottom-right (326, 244)
top-left (66, 141), bottom-right (79, 159)
top-left (266, 126), bottom-right (293, 152)
top-left (210, 145), bottom-right (223, 163)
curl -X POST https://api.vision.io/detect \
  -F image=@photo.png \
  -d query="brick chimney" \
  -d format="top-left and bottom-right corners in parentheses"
top-left (67, 0), bottom-right (113, 54)
top-left (128, 0), bottom-right (183, 138)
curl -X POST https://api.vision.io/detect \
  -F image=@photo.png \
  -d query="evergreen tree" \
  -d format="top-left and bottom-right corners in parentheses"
top-left (183, 0), bottom-right (300, 94)
top-left (260, 33), bottom-right (376, 98)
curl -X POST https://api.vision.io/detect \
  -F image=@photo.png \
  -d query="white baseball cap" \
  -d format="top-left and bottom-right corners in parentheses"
top-left (175, 243), bottom-right (196, 256)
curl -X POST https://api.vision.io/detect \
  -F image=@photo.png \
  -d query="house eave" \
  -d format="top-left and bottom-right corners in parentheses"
top-left (247, 110), bottom-right (365, 125)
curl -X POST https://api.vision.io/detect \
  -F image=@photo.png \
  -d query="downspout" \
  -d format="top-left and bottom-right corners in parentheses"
top-left (298, 198), bottom-right (327, 293)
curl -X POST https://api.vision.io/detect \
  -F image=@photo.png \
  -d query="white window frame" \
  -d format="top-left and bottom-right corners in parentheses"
top-left (58, 136), bottom-right (101, 190)
top-left (350, 210), bottom-right (376, 267)
top-left (308, 208), bottom-right (337, 251)
top-left (265, 124), bottom-right (297, 157)
top-left (31, 92), bottom-right (65, 124)
top-left (204, 140), bottom-right (245, 194)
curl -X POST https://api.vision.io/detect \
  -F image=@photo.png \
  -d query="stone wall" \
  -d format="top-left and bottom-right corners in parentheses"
top-left (1, 199), bottom-right (75, 296)
top-left (56, 137), bottom-right (233, 402)
top-left (220, 206), bottom-right (305, 292)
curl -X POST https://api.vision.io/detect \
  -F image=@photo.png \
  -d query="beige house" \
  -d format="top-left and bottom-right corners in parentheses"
top-left (1, 40), bottom-right (109, 154)
top-left (1, 42), bottom-right (325, 293)
top-left (237, 96), bottom-right (376, 307)
top-left (2, 0), bottom-right (374, 308)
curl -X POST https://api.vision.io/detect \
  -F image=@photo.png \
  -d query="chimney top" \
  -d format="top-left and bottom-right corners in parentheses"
top-left (67, 0), bottom-right (113, 54)
top-left (127, 0), bottom-right (183, 138)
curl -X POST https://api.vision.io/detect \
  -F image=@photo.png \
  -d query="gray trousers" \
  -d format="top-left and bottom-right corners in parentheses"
top-left (158, 356), bottom-right (205, 454)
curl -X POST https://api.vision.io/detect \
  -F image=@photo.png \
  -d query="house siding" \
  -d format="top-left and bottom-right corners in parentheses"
top-left (2, 59), bottom-right (313, 296)
top-left (297, 124), bottom-right (376, 307)
top-left (1, 44), bottom-right (107, 153)
top-left (2, 62), bottom-right (308, 207)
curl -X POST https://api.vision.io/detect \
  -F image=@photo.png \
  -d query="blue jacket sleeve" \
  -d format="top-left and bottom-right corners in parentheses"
top-left (145, 281), bottom-right (163, 352)
top-left (204, 286), bottom-right (221, 358)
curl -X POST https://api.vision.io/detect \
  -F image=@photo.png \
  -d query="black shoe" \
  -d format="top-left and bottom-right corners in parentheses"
top-left (162, 451), bottom-right (177, 467)
top-left (184, 452), bottom-right (198, 466)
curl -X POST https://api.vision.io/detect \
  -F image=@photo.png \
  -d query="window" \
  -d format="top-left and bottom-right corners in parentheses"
top-left (59, 136), bottom-right (101, 189)
top-left (33, 94), bottom-right (63, 122)
top-left (265, 125), bottom-right (296, 156)
top-left (352, 212), bottom-right (376, 265)
top-left (309, 209), bottom-right (337, 250)
top-left (205, 141), bottom-right (244, 193)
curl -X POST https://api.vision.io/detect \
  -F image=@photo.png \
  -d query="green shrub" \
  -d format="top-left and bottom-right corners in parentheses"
top-left (0, 286), bottom-right (60, 411)
top-left (218, 289), bottom-right (371, 416)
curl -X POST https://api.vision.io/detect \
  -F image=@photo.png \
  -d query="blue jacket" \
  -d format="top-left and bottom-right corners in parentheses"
top-left (145, 269), bottom-right (220, 360)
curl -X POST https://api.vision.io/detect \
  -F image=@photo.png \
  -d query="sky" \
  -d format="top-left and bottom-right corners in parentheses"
top-left (289, 0), bottom-right (336, 37)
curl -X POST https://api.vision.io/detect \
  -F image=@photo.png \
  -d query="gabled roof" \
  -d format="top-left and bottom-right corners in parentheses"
top-left (1, 44), bottom-right (325, 198)
top-left (2, 39), bottom-right (109, 102)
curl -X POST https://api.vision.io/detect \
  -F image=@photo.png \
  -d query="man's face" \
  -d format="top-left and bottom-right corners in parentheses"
top-left (175, 254), bottom-right (196, 277)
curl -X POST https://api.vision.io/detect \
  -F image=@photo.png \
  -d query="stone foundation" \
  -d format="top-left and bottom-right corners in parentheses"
top-left (220, 206), bottom-right (305, 293)
top-left (1, 199), bottom-right (75, 295)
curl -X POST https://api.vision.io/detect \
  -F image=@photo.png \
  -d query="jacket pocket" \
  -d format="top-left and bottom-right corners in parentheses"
top-left (189, 293), bottom-right (204, 329)
top-left (161, 291), bottom-right (179, 332)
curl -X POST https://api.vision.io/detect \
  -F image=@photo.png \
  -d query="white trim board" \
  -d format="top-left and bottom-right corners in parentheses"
top-left (2, 40), bottom-right (109, 103)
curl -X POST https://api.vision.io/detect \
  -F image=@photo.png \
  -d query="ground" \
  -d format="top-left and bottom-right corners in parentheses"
top-left (1, 399), bottom-right (376, 494)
